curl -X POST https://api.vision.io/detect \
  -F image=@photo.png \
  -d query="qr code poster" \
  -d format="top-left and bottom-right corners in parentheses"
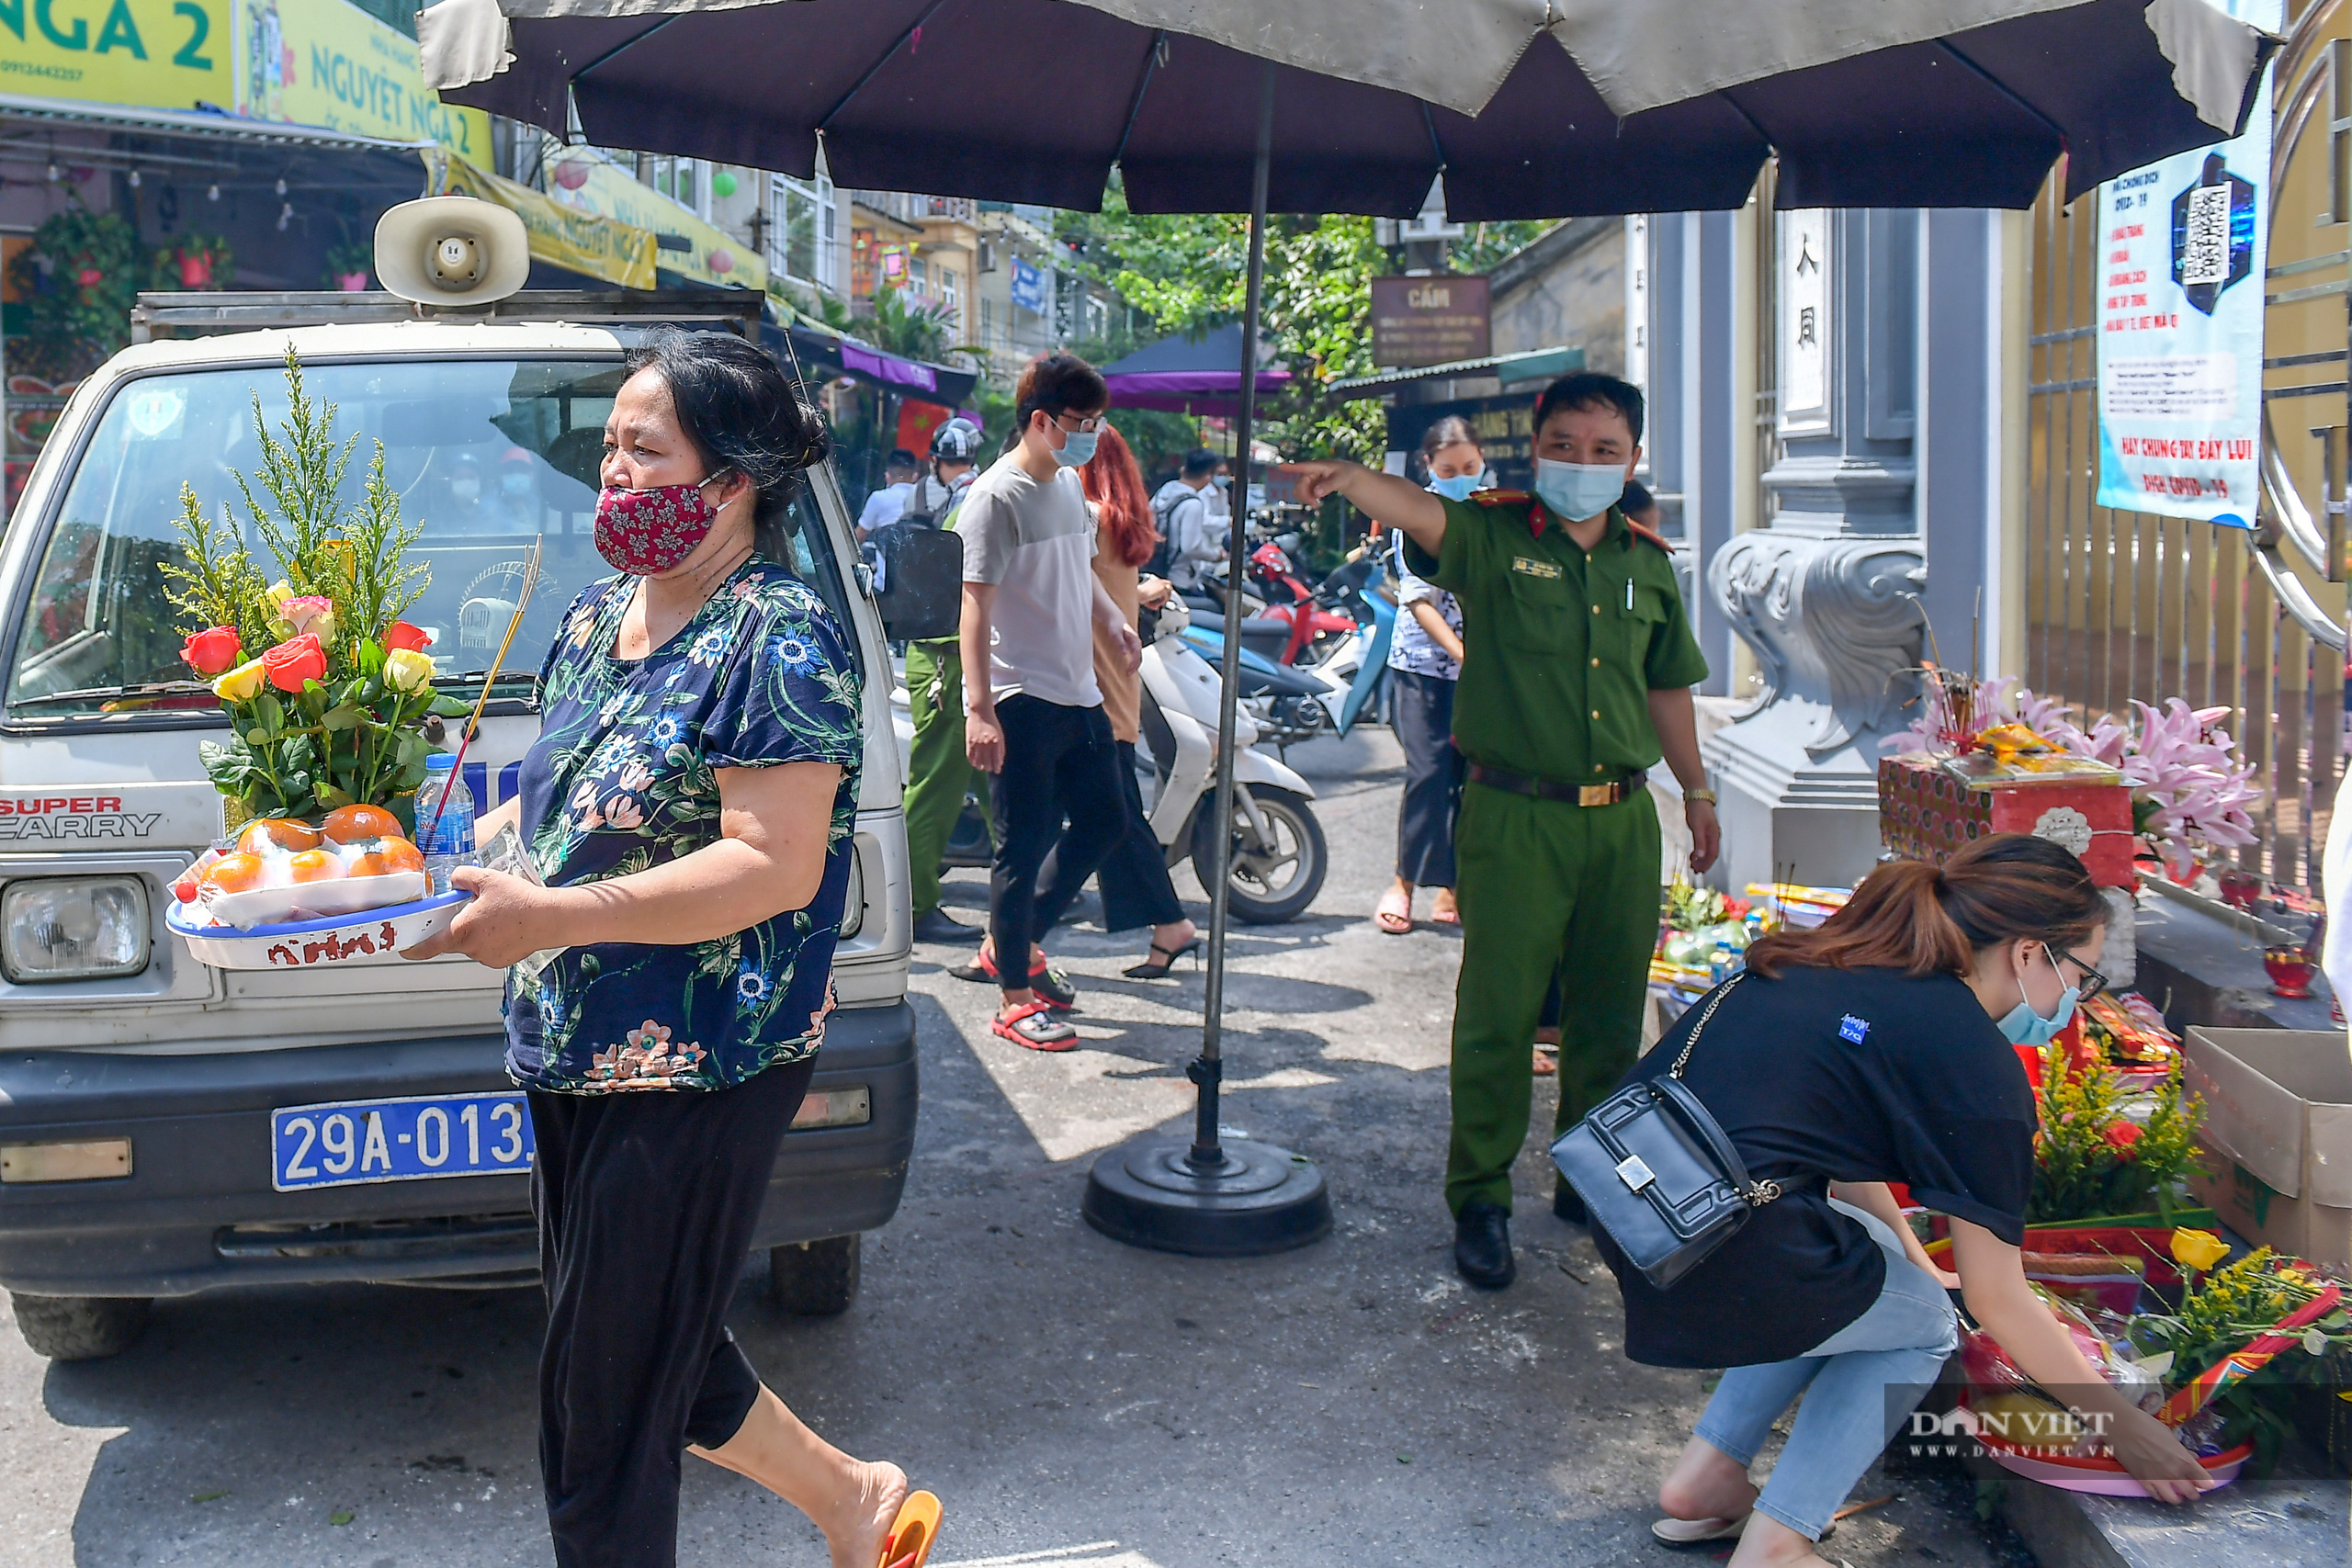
top-left (2095, 0), bottom-right (2275, 525)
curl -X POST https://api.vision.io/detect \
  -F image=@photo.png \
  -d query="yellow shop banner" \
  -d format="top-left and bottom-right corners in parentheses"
top-left (543, 145), bottom-right (765, 292)
top-left (425, 148), bottom-right (658, 293)
top-left (236, 0), bottom-right (490, 158)
top-left (0, 0), bottom-right (234, 111)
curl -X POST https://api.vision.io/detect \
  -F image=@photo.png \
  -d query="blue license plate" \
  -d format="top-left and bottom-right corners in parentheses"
top-left (271, 1092), bottom-right (535, 1191)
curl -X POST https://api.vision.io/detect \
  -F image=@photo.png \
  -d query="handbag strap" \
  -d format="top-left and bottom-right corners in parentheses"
top-left (1660, 972), bottom-right (1781, 1210)
top-left (1667, 971), bottom-right (1742, 1080)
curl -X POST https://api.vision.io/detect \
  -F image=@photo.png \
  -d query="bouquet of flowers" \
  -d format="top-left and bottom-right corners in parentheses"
top-left (2028, 1043), bottom-right (2204, 1225)
top-left (162, 351), bottom-right (466, 927)
top-left (1892, 679), bottom-right (2261, 877)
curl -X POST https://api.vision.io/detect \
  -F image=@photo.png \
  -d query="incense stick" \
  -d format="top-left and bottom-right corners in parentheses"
top-left (431, 537), bottom-right (542, 824)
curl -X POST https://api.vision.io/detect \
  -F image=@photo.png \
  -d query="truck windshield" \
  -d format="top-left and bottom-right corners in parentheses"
top-left (6, 356), bottom-right (856, 721)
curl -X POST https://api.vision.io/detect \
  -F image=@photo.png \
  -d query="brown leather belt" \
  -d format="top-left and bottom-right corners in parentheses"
top-left (1467, 761), bottom-right (1645, 807)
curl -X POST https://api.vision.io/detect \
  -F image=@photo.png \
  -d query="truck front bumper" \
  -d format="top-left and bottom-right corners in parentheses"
top-left (0, 1000), bottom-right (915, 1297)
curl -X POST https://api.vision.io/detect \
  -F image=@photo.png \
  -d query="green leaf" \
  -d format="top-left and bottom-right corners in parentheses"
top-left (189, 1490), bottom-right (229, 1505)
top-left (358, 640), bottom-right (384, 677)
top-left (314, 780), bottom-right (354, 809)
top-left (300, 684), bottom-right (328, 721)
top-left (254, 693), bottom-right (286, 735)
top-left (429, 694), bottom-right (471, 717)
top-left (329, 1511), bottom-right (353, 1527)
top-left (320, 704), bottom-right (362, 732)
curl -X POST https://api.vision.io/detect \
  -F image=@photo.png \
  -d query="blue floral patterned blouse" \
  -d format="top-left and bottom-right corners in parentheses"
top-left (504, 558), bottom-right (864, 1094)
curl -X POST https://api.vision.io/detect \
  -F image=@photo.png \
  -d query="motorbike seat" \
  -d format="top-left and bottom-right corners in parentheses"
top-left (1188, 607), bottom-right (1294, 660)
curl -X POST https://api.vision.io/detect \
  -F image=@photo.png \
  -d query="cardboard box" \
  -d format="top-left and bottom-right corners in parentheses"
top-left (2182, 1027), bottom-right (2352, 1275)
top-left (1877, 755), bottom-right (2136, 887)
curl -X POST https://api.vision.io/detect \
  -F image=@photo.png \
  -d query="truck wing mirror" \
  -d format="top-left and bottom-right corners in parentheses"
top-left (866, 523), bottom-right (963, 641)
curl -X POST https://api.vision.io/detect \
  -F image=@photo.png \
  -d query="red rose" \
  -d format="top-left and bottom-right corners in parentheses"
top-left (381, 620), bottom-right (431, 653)
top-left (262, 632), bottom-right (328, 693)
top-left (75, 267), bottom-right (103, 288)
top-left (179, 625), bottom-right (242, 675)
top-left (2103, 1120), bottom-right (2143, 1156)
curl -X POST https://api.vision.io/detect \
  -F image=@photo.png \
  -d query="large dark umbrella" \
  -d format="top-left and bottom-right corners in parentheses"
top-left (1101, 323), bottom-right (1288, 417)
top-left (424, 0), bottom-right (2274, 1255)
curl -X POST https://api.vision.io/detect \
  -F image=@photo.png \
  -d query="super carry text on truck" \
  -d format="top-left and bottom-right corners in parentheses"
top-left (0, 197), bottom-right (956, 1359)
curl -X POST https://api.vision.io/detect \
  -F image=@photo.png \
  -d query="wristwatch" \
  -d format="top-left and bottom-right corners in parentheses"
top-left (1685, 788), bottom-right (1718, 806)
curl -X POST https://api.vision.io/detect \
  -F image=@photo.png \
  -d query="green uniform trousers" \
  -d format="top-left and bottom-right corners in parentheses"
top-left (902, 640), bottom-right (991, 919)
top-left (1445, 780), bottom-right (1660, 1216)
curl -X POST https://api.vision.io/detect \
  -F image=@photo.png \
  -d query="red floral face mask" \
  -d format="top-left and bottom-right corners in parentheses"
top-left (594, 478), bottom-right (722, 574)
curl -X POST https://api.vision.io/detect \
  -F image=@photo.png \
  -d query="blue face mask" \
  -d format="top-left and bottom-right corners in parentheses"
top-left (1053, 429), bottom-right (1099, 468)
top-left (1429, 472), bottom-right (1481, 502)
top-left (1532, 458), bottom-right (1629, 523)
top-left (1997, 980), bottom-right (2080, 1047)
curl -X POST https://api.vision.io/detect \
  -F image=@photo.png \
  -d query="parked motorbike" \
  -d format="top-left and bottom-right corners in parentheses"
top-left (1246, 535), bottom-right (1358, 665)
top-left (1140, 599), bottom-right (1328, 922)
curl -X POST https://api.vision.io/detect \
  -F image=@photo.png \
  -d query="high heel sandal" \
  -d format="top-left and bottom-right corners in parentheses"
top-left (1123, 937), bottom-right (1204, 979)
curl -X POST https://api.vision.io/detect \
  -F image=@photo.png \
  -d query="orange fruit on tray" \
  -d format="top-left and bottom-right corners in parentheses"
top-left (347, 839), bottom-right (424, 879)
top-left (198, 852), bottom-right (268, 895)
top-left (322, 804), bottom-right (403, 844)
top-left (286, 848), bottom-right (346, 883)
top-left (239, 817), bottom-right (322, 855)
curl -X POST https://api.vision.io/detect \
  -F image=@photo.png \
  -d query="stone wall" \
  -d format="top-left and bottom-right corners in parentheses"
top-left (1489, 218), bottom-right (1623, 372)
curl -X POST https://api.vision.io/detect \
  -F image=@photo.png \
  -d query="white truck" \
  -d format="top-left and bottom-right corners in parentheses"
top-left (0, 285), bottom-right (940, 1359)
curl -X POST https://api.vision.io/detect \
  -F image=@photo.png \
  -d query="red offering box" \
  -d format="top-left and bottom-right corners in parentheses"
top-left (1878, 756), bottom-right (2136, 888)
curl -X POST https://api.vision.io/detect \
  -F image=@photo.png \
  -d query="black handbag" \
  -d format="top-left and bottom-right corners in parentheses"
top-left (1550, 974), bottom-right (1782, 1290)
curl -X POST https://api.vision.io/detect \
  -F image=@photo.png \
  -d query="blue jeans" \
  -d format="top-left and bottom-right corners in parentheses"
top-left (1691, 1199), bottom-right (1958, 1541)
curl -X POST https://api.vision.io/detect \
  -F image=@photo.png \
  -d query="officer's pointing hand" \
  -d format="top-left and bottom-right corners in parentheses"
top-left (1290, 460), bottom-right (1356, 507)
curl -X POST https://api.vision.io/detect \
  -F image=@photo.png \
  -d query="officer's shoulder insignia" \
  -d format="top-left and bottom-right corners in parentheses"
top-left (1469, 489), bottom-right (1532, 508)
top-left (1626, 518), bottom-right (1675, 553)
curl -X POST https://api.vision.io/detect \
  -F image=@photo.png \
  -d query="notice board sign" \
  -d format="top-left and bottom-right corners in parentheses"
top-left (1372, 276), bottom-right (1490, 368)
top-left (2095, 0), bottom-right (2278, 525)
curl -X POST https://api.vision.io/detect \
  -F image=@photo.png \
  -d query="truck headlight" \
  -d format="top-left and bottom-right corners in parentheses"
top-left (2, 876), bottom-right (151, 983)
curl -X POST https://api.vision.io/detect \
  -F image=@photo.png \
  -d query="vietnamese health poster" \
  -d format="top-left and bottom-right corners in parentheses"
top-left (2095, 0), bottom-right (2278, 525)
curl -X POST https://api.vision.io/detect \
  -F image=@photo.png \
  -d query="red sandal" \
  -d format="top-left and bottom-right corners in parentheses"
top-left (991, 1000), bottom-right (1077, 1050)
top-left (952, 948), bottom-right (1077, 1010)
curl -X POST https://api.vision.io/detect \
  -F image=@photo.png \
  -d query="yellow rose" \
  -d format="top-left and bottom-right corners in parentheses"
top-left (384, 648), bottom-right (436, 692)
top-left (265, 580), bottom-right (292, 609)
top-left (2170, 1227), bottom-right (2230, 1272)
top-left (212, 657), bottom-right (267, 703)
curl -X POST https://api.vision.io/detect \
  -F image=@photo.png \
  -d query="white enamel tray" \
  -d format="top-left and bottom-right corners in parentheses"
top-left (167, 890), bottom-right (469, 971)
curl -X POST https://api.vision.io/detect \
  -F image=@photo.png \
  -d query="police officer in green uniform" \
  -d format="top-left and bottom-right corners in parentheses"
top-left (902, 418), bottom-right (990, 942)
top-left (1295, 373), bottom-right (1720, 1289)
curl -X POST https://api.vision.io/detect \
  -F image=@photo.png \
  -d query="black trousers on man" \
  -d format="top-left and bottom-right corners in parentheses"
top-left (530, 1055), bottom-right (817, 1567)
top-left (989, 693), bottom-right (1126, 989)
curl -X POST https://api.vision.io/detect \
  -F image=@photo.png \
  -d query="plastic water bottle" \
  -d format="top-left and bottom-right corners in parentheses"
top-left (415, 754), bottom-right (476, 896)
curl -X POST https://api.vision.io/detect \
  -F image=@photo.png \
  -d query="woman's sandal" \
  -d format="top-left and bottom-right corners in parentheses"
top-left (1124, 937), bottom-right (1204, 979)
top-left (1374, 888), bottom-right (1413, 935)
top-left (951, 949), bottom-right (1078, 1010)
top-left (1649, 1513), bottom-right (1836, 1548)
top-left (991, 1000), bottom-right (1078, 1051)
top-left (1532, 1043), bottom-right (1559, 1077)
top-left (1430, 892), bottom-right (1461, 927)
top-left (878, 1490), bottom-right (944, 1568)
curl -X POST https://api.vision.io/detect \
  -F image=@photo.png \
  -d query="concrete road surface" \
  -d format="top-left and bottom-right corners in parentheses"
top-left (0, 729), bottom-right (2033, 1568)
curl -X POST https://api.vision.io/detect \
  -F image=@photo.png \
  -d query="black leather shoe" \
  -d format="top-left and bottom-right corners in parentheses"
top-left (1553, 1183), bottom-right (1588, 1226)
top-left (1453, 1201), bottom-right (1516, 1289)
top-left (911, 907), bottom-right (974, 942)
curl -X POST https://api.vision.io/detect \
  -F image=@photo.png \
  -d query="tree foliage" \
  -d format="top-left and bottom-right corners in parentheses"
top-left (1058, 186), bottom-right (1548, 462)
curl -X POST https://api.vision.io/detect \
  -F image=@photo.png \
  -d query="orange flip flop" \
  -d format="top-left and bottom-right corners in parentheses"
top-left (879, 1490), bottom-right (943, 1568)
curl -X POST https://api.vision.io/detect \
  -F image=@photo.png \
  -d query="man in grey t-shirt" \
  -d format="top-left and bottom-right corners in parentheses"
top-left (956, 353), bottom-right (1141, 1048)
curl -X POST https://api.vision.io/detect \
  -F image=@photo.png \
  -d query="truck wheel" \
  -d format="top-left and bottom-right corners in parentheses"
top-left (1193, 785), bottom-right (1329, 924)
top-left (770, 1235), bottom-right (861, 1316)
top-left (10, 1292), bottom-right (150, 1360)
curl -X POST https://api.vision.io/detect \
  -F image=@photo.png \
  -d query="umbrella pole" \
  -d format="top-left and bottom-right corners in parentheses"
top-left (1080, 59), bottom-right (1330, 1257)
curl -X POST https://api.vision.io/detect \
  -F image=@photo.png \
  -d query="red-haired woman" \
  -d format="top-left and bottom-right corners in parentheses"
top-left (1031, 423), bottom-right (1199, 978)
top-left (1591, 835), bottom-right (2211, 1566)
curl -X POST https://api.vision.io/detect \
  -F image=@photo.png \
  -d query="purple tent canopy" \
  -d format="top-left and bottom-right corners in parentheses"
top-left (1102, 323), bottom-right (1288, 416)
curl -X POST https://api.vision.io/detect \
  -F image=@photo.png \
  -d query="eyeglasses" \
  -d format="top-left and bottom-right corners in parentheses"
top-left (2043, 942), bottom-right (2109, 1002)
top-left (1053, 412), bottom-right (1105, 434)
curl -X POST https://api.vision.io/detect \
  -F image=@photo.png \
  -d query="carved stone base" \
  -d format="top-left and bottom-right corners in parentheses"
top-left (1703, 527), bottom-right (1927, 893)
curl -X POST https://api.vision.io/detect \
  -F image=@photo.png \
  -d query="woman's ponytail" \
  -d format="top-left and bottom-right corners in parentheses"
top-left (1743, 833), bottom-right (2105, 980)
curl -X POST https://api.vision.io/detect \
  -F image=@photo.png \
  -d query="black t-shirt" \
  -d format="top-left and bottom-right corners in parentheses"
top-left (1589, 965), bottom-right (2034, 1369)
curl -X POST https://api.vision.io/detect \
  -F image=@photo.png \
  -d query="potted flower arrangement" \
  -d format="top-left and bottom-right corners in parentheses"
top-left (161, 352), bottom-right (471, 962)
top-left (152, 231), bottom-right (235, 291)
top-left (2028, 1043), bottom-right (2210, 1230)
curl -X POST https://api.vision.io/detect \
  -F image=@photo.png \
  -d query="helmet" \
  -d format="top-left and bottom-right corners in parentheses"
top-left (930, 417), bottom-right (983, 462)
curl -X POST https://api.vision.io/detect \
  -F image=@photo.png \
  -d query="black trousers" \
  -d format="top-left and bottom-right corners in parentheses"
top-left (1055, 739), bottom-right (1184, 933)
top-left (989, 693), bottom-right (1126, 991)
top-left (1392, 668), bottom-right (1463, 887)
top-left (530, 1055), bottom-right (817, 1568)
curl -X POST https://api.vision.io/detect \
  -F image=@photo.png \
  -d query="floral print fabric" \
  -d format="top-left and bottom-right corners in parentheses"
top-left (504, 558), bottom-right (864, 1094)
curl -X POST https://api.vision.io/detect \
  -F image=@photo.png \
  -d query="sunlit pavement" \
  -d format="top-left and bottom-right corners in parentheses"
top-left (0, 728), bottom-right (2029, 1567)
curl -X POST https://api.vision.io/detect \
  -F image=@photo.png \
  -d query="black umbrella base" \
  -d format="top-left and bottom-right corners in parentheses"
top-left (1082, 1136), bottom-right (1331, 1257)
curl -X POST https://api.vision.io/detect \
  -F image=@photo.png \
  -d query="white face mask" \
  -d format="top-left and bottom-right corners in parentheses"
top-left (451, 479), bottom-right (481, 504)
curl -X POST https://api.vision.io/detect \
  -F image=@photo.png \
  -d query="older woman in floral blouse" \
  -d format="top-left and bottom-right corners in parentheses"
top-left (408, 331), bottom-right (934, 1568)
